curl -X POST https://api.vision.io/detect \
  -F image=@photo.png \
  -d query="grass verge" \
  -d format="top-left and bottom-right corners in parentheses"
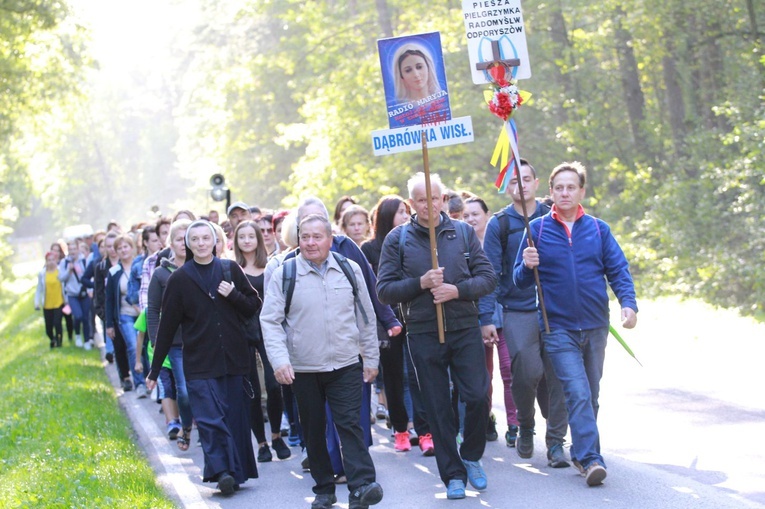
top-left (0, 290), bottom-right (175, 508)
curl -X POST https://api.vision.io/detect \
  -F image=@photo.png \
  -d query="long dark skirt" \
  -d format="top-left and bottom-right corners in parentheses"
top-left (326, 378), bottom-right (373, 475)
top-left (187, 375), bottom-right (258, 484)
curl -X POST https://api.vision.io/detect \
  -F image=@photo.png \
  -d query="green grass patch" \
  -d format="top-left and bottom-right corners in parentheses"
top-left (0, 291), bottom-right (176, 509)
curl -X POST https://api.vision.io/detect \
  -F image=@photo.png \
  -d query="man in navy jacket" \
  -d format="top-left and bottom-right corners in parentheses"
top-left (514, 161), bottom-right (638, 487)
top-left (377, 172), bottom-right (497, 500)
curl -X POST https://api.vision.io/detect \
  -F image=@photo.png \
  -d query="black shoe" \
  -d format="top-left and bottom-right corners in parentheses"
top-left (505, 424), bottom-right (518, 447)
top-left (486, 413), bottom-right (498, 442)
top-left (121, 379), bottom-right (133, 392)
top-left (349, 482), bottom-right (383, 509)
top-left (50, 340), bottom-right (56, 349)
top-left (257, 444), bottom-right (272, 462)
top-left (272, 437), bottom-right (291, 460)
top-left (311, 493), bottom-right (337, 509)
top-left (105, 352), bottom-right (114, 363)
top-left (216, 472), bottom-right (235, 496)
top-left (517, 427), bottom-right (534, 459)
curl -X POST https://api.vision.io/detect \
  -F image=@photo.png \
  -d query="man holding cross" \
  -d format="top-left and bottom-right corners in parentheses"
top-left (514, 161), bottom-right (638, 486)
top-left (377, 172), bottom-right (497, 500)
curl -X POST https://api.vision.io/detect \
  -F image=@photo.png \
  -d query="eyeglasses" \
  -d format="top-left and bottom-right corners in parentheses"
top-left (261, 228), bottom-right (274, 234)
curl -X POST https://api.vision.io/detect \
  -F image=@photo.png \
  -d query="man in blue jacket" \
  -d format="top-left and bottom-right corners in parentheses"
top-left (377, 172), bottom-right (497, 500)
top-left (479, 159), bottom-right (569, 467)
top-left (514, 161), bottom-right (638, 487)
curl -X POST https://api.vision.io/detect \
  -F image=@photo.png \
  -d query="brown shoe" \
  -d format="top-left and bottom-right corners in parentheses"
top-left (585, 462), bottom-right (607, 486)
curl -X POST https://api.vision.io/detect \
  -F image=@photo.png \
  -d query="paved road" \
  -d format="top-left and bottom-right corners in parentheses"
top-left (112, 299), bottom-right (765, 508)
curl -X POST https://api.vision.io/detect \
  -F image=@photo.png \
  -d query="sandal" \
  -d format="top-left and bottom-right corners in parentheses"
top-left (177, 427), bottom-right (192, 451)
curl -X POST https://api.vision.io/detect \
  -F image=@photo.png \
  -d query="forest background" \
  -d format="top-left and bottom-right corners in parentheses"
top-left (1, 0), bottom-right (763, 313)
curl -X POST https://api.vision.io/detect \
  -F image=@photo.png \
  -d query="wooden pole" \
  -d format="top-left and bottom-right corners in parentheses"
top-left (512, 159), bottom-right (550, 334)
top-left (422, 128), bottom-right (446, 344)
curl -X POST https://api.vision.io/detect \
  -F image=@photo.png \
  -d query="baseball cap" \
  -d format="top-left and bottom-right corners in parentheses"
top-left (227, 201), bottom-right (250, 216)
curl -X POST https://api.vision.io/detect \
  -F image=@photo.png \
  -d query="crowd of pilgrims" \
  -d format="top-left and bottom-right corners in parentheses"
top-left (34, 184), bottom-right (563, 501)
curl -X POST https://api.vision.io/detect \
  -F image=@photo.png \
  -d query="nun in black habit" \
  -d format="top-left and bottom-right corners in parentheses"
top-left (146, 220), bottom-right (260, 495)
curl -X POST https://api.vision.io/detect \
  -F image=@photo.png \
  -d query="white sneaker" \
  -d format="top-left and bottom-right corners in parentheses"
top-left (83, 340), bottom-right (93, 351)
top-left (75, 335), bottom-right (83, 348)
top-left (135, 385), bottom-right (148, 399)
top-left (280, 413), bottom-right (290, 434)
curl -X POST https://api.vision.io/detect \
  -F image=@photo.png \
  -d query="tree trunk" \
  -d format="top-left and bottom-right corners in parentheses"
top-left (613, 6), bottom-right (649, 159)
top-left (746, 0), bottom-right (761, 46)
top-left (375, 0), bottom-right (393, 38)
top-left (662, 49), bottom-right (686, 156)
top-left (548, 2), bottom-right (577, 124)
top-left (704, 21), bottom-right (729, 131)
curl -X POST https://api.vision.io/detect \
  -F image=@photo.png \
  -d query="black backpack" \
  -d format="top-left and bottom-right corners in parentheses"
top-left (282, 252), bottom-right (369, 326)
top-left (494, 203), bottom-right (550, 275)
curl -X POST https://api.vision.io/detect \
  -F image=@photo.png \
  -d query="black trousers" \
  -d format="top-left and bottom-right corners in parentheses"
top-left (112, 323), bottom-right (130, 381)
top-left (407, 327), bottom-right (489, 485)
top-left (43, 307), bottom-right (63, 345)
top-left (404, 339), bottom-right (431, 435)
top-left (379, 329), bottom-right (408, 433)
top-left (64, 312), bottom-right (73, 341)
top-left (293, 363), bottom-right (376, 495)
top-left (249, 343), bottom-right (284, 443)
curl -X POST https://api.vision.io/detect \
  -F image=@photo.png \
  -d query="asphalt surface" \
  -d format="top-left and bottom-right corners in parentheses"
top-left (109, 299), bottom-right (765, 508)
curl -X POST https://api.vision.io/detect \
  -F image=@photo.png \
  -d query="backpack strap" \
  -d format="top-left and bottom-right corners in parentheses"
top-left (536, 215), bottom-right (546, 246)
top-left (282, 258), bottom-right (297, 316)
top-left (331, 252), bottom-right (369, 326)
top-left (493, 210), bottom-right (517, 275)
top-left (454, 221), bottom-right (470, 261)
top-left (281, 254), bottom-right (368, 325)
top-left (222, 259), bottom-right (232, 283)
top-left (494, 210), bottom-right (510, 257)
top-left (398, 224), bottom-right (409, 267)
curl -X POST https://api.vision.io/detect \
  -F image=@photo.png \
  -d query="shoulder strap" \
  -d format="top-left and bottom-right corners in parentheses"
top-left (536, 215), bottom-right (546, 246)
top-left (494, 210), bottom-right (511, 256)
top-left (222, 259), bottom-right (232, 283)
top-left (282, 258), bottom-right (297, 316)
top-left (331, 252), bottom-right (369, 326)
top-left (281, 255), bottom-right (368, 325)
top-left (398, 224), bottom-right (409, 267)
top-left (454, 221), bottom-right (470, 261)
top-left (592, 216), bottom-right (602, 238)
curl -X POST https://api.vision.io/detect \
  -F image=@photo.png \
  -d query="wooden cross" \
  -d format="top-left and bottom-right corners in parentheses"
top-left (475, 40), bottom-right (520, 71)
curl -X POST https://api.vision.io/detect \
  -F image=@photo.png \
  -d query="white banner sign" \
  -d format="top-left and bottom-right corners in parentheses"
top-left (462, 0), bottom-right (531, 84)
top-left (371, 116), bottom-right (474, 156)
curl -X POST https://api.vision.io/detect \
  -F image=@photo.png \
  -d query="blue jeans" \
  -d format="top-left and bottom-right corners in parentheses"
top-left (68, 295), bottom-right (92, 339)
top-left (167, 346), bottom-right (193, 428)
top-left (119, 314), bottom-right (146, 388)
top-left (542, 327), bottom-right (608, 469)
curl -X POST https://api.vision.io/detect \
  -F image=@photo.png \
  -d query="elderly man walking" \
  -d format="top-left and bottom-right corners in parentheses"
top-left (377, 172), bottom-right (497, 500)
top-left (260, 214), bottom-right (383, 509)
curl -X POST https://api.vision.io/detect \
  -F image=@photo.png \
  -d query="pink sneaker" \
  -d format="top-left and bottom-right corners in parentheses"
top-left (394, 431), bottom-right (412, 452)
top-left (419, 433), bottom-right (435, 456)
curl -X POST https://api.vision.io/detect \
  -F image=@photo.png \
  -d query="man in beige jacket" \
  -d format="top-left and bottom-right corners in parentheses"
top-left (260, 214), bottom-right (383, 509)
